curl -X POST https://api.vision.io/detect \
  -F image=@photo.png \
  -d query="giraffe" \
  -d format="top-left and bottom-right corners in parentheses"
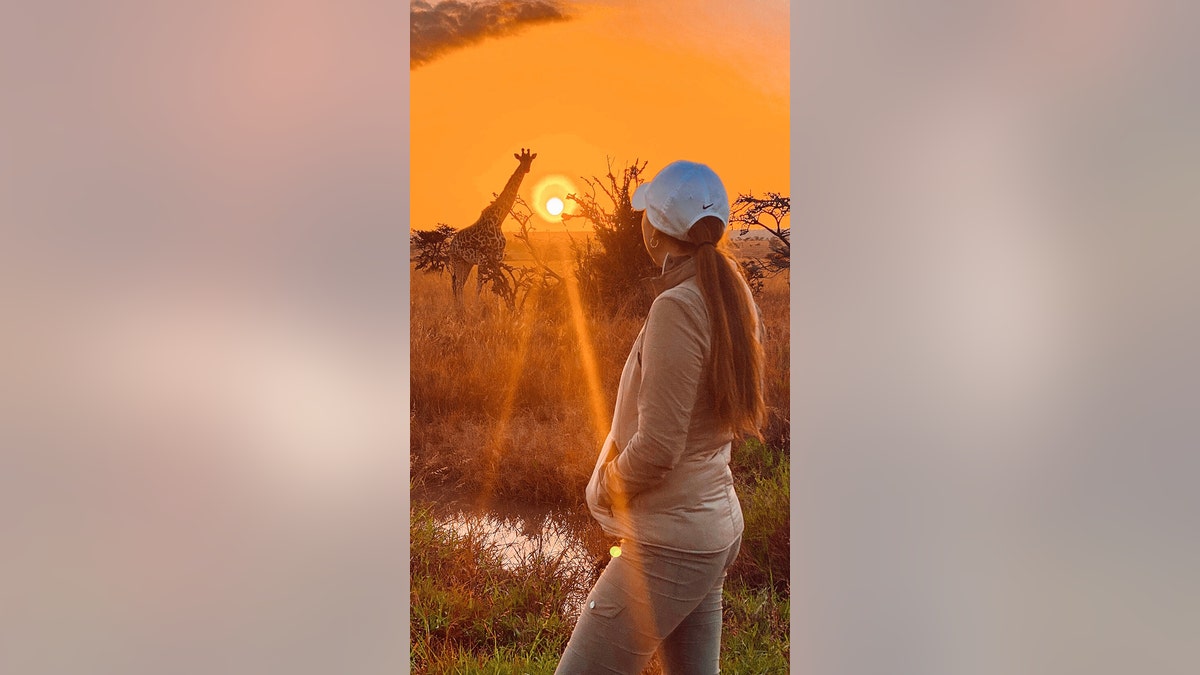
top-left (448, 148), bottom-right (537, 302)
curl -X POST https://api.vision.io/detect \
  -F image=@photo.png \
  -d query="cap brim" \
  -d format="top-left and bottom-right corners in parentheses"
top-left (631, 183), bottom-right (649, 211)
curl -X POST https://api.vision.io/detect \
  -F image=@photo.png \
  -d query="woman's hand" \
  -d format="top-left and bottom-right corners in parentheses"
top-left (597, 483), bottom-right (614, 510)
top-left (596, 460), bottom-right (615, 510)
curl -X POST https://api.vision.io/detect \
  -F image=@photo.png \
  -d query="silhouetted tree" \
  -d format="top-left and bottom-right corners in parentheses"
top-left (506, 194), bottom-right (571, 314)
top-left (732, 192), bottom-right (790, 291)
top-left (410, 224), bottom-right (457, 273)
top-left (732, 192), bottom-right (790, 249)
top-left (564, 159), bottom-right (658, 316)
top-left (509, 194), bottom-right (564, 285)
top-left (738, 258), bottom-right (769, 296)
top-left (476, 260), bottom-right (518, 311)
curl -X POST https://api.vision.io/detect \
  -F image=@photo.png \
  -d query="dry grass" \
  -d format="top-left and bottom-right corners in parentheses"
top-left (410, 232), bottom-right (790, 506)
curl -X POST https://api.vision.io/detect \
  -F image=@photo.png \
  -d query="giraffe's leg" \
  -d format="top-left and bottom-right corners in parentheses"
top-left (450, 256), bottom-right (472, 302)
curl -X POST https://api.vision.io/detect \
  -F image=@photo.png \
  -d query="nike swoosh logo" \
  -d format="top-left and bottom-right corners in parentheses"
top-left (703, 202), bottom-right (714, 209)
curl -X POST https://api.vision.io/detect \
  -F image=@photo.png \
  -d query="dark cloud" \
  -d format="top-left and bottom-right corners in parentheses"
top-left (411, 0), bottom-right (570, 67)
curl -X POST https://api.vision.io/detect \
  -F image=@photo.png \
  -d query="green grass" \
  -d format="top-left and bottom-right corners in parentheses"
top-left (411, 449), bottom-right (791, 674)
top-left (410, 503), bottom-right (587, 674)
top-left (413, 580), bottom-right (789, 675)
top-left (729, 438), bottom-right (791, 592)
top-left (721, 582), bottom-right (791, 673)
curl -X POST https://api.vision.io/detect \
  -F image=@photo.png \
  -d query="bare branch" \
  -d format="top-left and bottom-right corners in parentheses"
top-left (509, 194), bottom-right (563, 283)
top-left (732, 192), bottom-right (791, 250)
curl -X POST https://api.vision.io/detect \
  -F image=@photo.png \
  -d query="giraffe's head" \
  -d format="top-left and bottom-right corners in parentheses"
top-left (515, 148), bottom-right (537, 172)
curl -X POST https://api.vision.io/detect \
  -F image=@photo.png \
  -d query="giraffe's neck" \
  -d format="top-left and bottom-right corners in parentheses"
top-left (448, 161), bottom-right (528, 265)
top-left (477, 164), bottom-right (529, 231)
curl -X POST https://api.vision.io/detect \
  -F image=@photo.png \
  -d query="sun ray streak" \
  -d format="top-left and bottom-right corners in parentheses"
top-left (562, 267), bottom-right (606, 445)
top-left (562, 259), bottom-right (659, 649)
top-left (474, 309), bottom-right (534, 513)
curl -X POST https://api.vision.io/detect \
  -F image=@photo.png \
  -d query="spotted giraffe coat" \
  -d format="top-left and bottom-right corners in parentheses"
top-left (448, 163), bottom-right (530, 268)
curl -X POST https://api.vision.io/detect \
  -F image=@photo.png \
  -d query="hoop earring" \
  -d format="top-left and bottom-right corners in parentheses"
top-left (650, 237), bottom-right (660, 249)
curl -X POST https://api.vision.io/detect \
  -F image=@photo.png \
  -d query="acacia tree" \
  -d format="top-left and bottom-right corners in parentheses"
top-left (410, 223), bottom-right (457, 273)
top-left (731, 192), bottom-right (791, 291)
top-left (732, 192), bottom-right (790, 249)
top-left (564, 159), bottom-right (659, 316)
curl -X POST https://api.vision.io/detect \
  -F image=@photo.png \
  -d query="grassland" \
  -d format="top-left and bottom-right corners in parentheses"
top-left (410, 231), bottom-right (790, 673)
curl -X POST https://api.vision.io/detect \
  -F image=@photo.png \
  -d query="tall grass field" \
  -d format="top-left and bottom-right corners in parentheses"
top-left (411, 231), bottom-right (790, 673)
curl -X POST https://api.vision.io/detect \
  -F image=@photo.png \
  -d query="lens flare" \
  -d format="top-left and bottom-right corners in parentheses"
top-left (610, 545), bottom-right (621, 558)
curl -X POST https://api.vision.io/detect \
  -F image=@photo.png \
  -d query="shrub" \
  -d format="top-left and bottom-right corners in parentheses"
top-left (411, 224), bottom-right (457, 273)
top-left (565, 159), bottom-right (659, 317)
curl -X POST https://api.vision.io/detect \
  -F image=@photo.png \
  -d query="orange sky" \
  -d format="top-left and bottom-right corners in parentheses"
top-left (410, 0), bottom-right (790, 232)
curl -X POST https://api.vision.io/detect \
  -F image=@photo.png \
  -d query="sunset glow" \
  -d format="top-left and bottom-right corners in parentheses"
top-left (409, 3), bottom-right (790, 665)
top-left (410, 0), bottom-right (789, 233)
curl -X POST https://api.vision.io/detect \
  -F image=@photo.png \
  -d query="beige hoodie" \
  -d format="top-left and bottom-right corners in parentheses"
top-left (585, 253), bottom-right (759, 553)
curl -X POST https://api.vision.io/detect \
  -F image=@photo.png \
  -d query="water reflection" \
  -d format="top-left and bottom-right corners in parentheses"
top-left (431, 507), bottom-right (596, 618)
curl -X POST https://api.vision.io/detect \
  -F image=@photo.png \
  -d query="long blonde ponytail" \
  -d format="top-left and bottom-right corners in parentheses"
top-left (685, 216), bottom-right (765, 438)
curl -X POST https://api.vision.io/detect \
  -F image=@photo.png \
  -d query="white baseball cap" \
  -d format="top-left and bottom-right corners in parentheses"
top-left (631, 160), bottom-right (730, 240)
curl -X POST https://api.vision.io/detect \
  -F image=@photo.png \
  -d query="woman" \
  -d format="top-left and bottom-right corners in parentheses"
top-left (555, 161), bottom-right (765, 674)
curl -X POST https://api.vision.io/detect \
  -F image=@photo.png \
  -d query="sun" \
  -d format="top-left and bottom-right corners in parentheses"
top-left (532, 174), bottom-right (578, 222)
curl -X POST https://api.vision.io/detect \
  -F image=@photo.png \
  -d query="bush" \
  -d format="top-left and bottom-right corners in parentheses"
top-left (411, 224), bottom-right (457, 273)
top-left (565, 159), bottom-right (659, 317)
